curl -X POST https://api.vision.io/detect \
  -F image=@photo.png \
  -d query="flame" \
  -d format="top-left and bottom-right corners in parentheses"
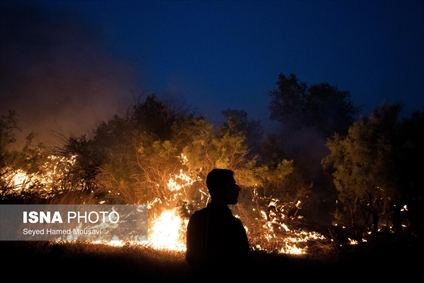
top-left (252, 228), bottom-right (325, 255)
top-left (167, 169), bottom-right (198, 192)
top-left (2, 155), bottom-right (78, 197)
top-left (9, 169), bottom-right (30, 190)
top-left (147, 208), bottom-right (187, 251)
top-left (348, 238), bottom-right (358, 245)
top-left (250, 203), bottom-right (327, 255)
top-left (280, 243), bottom-right (305, 255)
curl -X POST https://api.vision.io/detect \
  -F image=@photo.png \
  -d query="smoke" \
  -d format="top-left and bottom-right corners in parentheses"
top-left (0, 1), bottom-right (138, 147)
top-left (277, 124), bottom-right (330, 180)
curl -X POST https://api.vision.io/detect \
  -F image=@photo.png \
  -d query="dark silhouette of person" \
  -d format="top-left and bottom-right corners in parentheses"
top-left (186, 168), bottom-right (251, 280)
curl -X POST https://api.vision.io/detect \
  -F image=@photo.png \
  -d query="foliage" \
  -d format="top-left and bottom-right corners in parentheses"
top-left (269, 73), bottom-right (359, 137)
top-left (59, 95), bottom-right (274, 210)
top-left (267, 73), bottom-right (360, 189)
top-left (0, 110), bottom-right (19, 186)
top-left (0, 111), bottom-right (97, 203)
top-left (393, 110), bottom-right (424, 235)
top-left (322, 103), bottom-right (423, 235)
top-left (57, 135), bottom-right (103, 193)
top-left (221, 108), bottom-right (263, 155)
top-left (83, 94), bottom-right (189, 205)
top-left (0, 138), bottom-right (91, 201)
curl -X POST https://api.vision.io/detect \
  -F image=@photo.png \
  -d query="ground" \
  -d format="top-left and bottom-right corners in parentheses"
top-left (1, 236), bottom-right (421, 282)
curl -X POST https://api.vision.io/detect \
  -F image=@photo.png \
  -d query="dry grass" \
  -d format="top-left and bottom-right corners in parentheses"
top-left (2, 235), bottom-right (421, 282)
top-left (2, 241), bottom-right (190, 282)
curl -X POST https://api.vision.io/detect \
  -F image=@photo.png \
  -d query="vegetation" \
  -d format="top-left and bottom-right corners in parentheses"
top-left (269, 73), bottom-right (359, 137)
top-left (323, 103), bottom-right (424, 237)
top-left (1, 73), bottom-right (423, 273)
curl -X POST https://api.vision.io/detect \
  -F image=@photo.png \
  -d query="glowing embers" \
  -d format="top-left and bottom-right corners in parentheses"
top-left (248, 201), bottom-right (327, 255)
top-left (252, 227), bottom-right (326, 255)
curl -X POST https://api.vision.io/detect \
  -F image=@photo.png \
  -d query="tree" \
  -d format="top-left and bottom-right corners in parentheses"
top-left (87, 94), bottom-right (189, 205)
top-left (306, 83), bottom-right (359, 137)
top-left (0, 110), bottom-right (19, 184)
top-left (65, 95), bottom-right (261, 209)
top-left (269, 73), bottom-right (307, 130)
top-left (268, 73), bottom-right (360, 181)
top-left (392, 110), bottom-right (424, 235)
top-left (323, 103), bottom-right (403, 235)
top-left (269, 73), bottom-right (359, 137)
top-left (221, 109), bottom-right (263, 156)
top-left (131, 94), bottom-right (186, 140)
top-left (55, 135), bottom-right (104, 194)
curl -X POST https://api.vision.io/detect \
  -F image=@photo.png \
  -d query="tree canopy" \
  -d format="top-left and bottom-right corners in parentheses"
top-left (269, 73), bottom-right (359, 137)
top-left (323, 103), bottom-right (423, 235)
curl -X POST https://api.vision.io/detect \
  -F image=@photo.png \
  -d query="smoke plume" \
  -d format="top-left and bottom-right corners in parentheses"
top-left (0, 1), bottom-right (138, 147)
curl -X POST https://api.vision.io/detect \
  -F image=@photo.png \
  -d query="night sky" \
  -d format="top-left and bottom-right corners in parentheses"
top-left (1, 0), bottom-right (423, 144)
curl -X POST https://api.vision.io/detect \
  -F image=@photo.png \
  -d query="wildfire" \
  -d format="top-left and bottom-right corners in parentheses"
top-left (1, 153), bottom-right (329, 256)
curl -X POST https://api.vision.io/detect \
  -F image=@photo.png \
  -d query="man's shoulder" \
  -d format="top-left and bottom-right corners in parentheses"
top-left (192, 207), bottom-right (208, 216)
top-left (189, 207), bottom-right (208, 221)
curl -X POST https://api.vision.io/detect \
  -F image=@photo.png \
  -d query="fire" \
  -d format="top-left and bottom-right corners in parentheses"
top-left (280, 244), bottom-right (305, 255)
top-left (246, 203), bottom-right (328, 255)
top-left (1, 153), bottom-right (330, 256)
top-left (166, 168), bottom-right (198, 192)
top-left (252, 228), bottom-right (326, 255)
top-left (1, 155), bottom-right (78, 197)
top-left (8, 169), bottom-right (29, 190)
top-left (76, 163), bottom-right (194, 251)
top-left (142, 166), bottom-right (194, 251)
top-left (348, 238), bottom-right (358, 245)
top-left (147, 208), bottom-right (187, 251)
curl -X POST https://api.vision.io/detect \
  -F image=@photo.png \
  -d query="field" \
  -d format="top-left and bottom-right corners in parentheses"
top-left (2, 235), bottom-right (421, 282)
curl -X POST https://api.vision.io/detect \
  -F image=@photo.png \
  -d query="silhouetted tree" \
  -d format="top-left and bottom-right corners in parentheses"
top-left (306, 83), bottom-right (359, 137)
top-left (268, 74), bottom-right (359, 176)
top-left (269, 73), bottom-right (359, 137)
top-left (269, 73), bottom-right (307, 130)
top-left (393, 110), bottom-right (424, 235)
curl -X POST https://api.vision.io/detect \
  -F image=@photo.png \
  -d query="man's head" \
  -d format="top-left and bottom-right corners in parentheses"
top-left (206, 168), bottom-right (240, 205)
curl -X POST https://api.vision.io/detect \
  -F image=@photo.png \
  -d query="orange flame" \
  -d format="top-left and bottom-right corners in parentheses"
top-left (147, 208), bottom-right (187, 251)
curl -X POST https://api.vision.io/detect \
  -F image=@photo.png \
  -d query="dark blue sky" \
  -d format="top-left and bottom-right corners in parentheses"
top-left (1, 0), bottom-right (423, 140)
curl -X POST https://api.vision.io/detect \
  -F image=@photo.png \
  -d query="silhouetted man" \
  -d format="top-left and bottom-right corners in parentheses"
top-left (186, 168), bottom-right (251, 280)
